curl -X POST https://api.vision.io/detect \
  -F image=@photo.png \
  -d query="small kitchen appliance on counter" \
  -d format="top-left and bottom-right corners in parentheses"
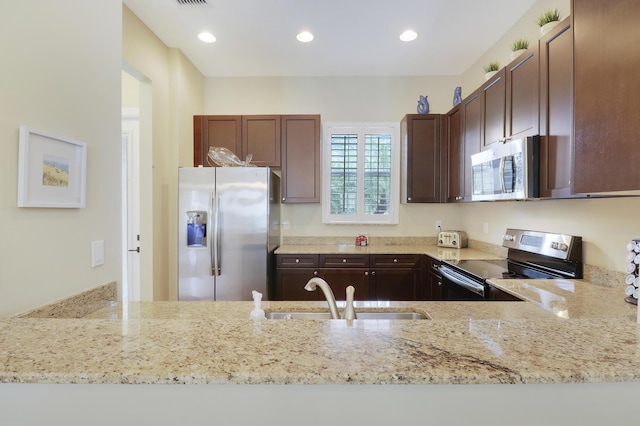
top-left (438, 228), bottom-right (582, 300)
top-left (437, 230), bottom-right (468, 248)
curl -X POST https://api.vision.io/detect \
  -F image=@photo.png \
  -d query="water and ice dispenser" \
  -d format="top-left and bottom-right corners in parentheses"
top-left (186, 210), bottom-right (207, 247)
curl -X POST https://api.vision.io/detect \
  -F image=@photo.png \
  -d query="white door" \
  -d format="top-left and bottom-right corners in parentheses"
top-left (122, 110), bottom-right (141, 301)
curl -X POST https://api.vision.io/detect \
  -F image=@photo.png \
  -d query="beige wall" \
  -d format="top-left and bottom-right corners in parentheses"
top-left (0, 1), bottom-right (122, 317)
top-left (122, 6), bottom-right (205, 301)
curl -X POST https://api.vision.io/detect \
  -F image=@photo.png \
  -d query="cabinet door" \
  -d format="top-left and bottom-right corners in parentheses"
top-left (482, 68), bottom-right (506, 147)
top-left (507, 46), bottom-right (539, 139)
top-left (281, 115), bottom-right (321, 203)
top-left (370, 268), bottom-right (420, 301)
top-left (573, 0), bottom-right (640, 193)
top-left (539, 18), bottom-right (574, 198)
top-left (446, 105), bottom-right (463, 202)
top-left (193, 115), bottom-right (242, 167)
top-left (242, 115), bottom-right (281, 167)
top-left (461, 89), bottom-right (482, 201)
top-left (318, 269), bottom-right (371, 301)
top-left (401, 114), bottom-right (442, 203)
top-left (275, 268), bottom-right (319, 301)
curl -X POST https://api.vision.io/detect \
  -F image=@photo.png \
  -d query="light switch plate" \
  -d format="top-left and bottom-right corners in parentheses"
top-left (91, 240), bottom-right (104, 267)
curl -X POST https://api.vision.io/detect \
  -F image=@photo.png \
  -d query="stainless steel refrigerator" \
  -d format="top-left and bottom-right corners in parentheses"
top-left (178, 167), bottom-right (280, 301)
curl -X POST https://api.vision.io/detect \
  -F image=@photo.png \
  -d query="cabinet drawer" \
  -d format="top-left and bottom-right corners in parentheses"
top-left (319, 254), bottom-right (369, 269)
top-left (370, 254), bottom-right (422, 268)
top-left (277, 254), bottom-right (319, 268)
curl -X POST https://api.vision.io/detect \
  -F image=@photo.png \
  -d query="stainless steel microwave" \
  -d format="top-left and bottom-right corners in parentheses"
top-left (471, 136), bottom-right (539, 201)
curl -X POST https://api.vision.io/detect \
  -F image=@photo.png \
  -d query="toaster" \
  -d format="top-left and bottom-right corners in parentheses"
top-left (437, 230), bottom-right (468, 248)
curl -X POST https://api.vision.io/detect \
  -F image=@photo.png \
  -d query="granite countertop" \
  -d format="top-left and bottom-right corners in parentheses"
top-left (275, 244), bottom-right (505, 262)
top-left (1, 272), bottom-right (638, 385)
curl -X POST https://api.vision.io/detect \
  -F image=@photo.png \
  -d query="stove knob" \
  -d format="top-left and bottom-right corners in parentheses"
top-left (503, 234), bottom-right (515, 242)
top-left (559, 243), bottom-right (569, 252)
top-left (551, 242), bottom-right (559, 249)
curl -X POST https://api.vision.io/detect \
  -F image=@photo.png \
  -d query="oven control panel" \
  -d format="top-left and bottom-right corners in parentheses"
top-left (502, 228), bottom-right (582, 261)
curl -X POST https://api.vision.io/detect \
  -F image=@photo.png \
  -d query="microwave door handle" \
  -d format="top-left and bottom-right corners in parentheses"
top-left (499, 157), bottom-right (506, 194)
top-left (211, 191), bottom-right (221, 276)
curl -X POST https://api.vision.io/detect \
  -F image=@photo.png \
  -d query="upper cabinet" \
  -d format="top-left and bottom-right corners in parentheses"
top-left (281, 115), bottom-right (321, 203)
top-left (539, 17), bottom-right (574, 198)
top-left (461, 89), bottom-right (482, 202)
top-left (445, 104), bottom-right (463, 202)
top-left (401, 114), bottom-right (444, 203)
top-left (194, 114), bottom-right (321, 203)
top-left (241, 115), bottom-right (281, 167)
top-left (481, 68), bottom-right (506, 147)
top-left (193, 115), bottom-right (242, 167)
top-left (572, 0), bottom-right (640, 194)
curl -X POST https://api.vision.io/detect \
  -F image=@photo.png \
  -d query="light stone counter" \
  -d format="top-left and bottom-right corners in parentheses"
top-left (1, 277), bottom-right (638, 386)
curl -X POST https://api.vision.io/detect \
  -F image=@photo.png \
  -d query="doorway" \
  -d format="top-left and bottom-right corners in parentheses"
top-left (121, 66), bottom-right (153, 302)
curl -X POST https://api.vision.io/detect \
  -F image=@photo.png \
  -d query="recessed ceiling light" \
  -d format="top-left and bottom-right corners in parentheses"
top-left (198, 32), bottom-right (216, 43)
top-left (296, 31), bottom-right (314, 43)
top-left (399, 30), bottom-right (418, 42)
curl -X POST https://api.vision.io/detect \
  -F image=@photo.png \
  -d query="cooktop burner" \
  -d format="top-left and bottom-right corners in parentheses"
top-left (449, 259), bottom-right (510, 280)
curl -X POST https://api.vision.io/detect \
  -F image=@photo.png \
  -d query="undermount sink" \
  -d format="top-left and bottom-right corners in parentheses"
top-left (265, 310), bottom-right (429, 320)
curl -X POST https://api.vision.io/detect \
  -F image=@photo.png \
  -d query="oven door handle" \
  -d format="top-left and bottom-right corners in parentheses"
top-left (439, 266), bottom-right (486, 297)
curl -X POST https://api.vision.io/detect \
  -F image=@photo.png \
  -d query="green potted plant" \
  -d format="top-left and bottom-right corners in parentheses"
top-left (511, 38), bottom-right (529, 59)
top-left (537, 8), bottom-right (561, 35)
top-left (483, 61), bottom-right (500, 80)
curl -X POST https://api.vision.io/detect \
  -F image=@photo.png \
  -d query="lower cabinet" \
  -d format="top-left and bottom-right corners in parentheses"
top-left (274, 253), bottom-right (423, 301)
top-left (274, 255), bottom-right (319, 301)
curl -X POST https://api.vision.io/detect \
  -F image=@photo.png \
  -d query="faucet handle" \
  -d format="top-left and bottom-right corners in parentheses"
top-left (344, 285), bottom-right (357, 321)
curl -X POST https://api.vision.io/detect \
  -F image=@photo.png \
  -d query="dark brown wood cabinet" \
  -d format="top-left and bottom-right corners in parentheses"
top-left (193, 115), bottom-right (279, 167)
top-left (445, 104), bottom-right (463, 202)
top-left (275, 253), bottom-right (424, 301)
top-left (460, 89), bottom-right (482, 202)
top-left (274, 255), bottom-right (319, 300)
top-left (506, 46), bottom-right (539, 139)
top-left (193, 115), bottom-right (242, 167)
top-left (242, 115), bottom-right (281, 167)
top-left (369, 254), bottom-right (422, 301)
top-left (539, 17), bottom-right (574, 198)
top-left (318, 254), bottom-right (370, 301)
top-left (481, 68), bottom-right (507, 147)
top-left (572, 0), bottom-right (640, 193)
top-left (194, 114), bottom-right (321, 203)
top-left (401, 114), bottom-right (443, 203)
top-left (281, 115), bottom-right (321, 203)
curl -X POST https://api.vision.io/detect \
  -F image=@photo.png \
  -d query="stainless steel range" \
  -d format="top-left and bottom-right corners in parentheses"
top-left (439, 229), bottom-right (583, 301)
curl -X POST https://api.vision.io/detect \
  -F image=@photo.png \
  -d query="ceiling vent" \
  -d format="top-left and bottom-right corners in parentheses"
top-left (176, 0), bottom-right (209, 5)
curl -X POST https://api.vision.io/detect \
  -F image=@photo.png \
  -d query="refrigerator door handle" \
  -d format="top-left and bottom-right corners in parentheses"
top-left (211, 191), bottom-right (221, 276)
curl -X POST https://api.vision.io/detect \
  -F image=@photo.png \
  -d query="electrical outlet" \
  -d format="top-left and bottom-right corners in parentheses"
top-left (435, 220), bottom-right (442, 229)
top-left (483, 223), bottom-right (489, 234)
top-left (282, 220), bottom-right (290, 230)
top-left (91, 240), bottom-right (104, 267)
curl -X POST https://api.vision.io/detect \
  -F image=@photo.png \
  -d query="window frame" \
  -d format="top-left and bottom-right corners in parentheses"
top-left (322, 122), bottom-right (399, 225)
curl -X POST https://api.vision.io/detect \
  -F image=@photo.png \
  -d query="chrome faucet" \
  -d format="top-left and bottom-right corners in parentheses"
top-left (304, 277), bottom-right (340, 319)
top-left (304, 278), bottom-right (357, 321)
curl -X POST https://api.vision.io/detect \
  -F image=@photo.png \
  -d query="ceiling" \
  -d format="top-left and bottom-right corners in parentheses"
top-left (123, 0), bottom-right (538, 78)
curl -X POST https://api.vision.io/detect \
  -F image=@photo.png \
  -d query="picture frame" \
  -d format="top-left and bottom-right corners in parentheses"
top-left (17, 125), bottom-right (87, 208)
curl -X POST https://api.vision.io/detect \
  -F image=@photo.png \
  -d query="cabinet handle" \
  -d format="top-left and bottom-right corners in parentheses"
top-left (342, 259), bottom-right (347, 263)
top-left (314, 270), bottom-right (318, 276)
top-left (408, 197), bottom-right (412, 201)
top-left (282, 197), bottom-right (286, 201)
top-left (365, 271), bottom-right (369, 276)
top-left (437, 281), bottom-right (442, 286)
top-left (295, 258), bottom-right (299, 263)
top-left (371, 271), bottom-right (376, 276)
top-left (393, 258), bottom-right (398, 263)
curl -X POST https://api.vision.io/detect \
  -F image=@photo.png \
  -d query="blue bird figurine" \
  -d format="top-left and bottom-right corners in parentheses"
top-left (453, 87), bottom-right (462, 107)
top-left (417, 95), bottom-right (429, 114)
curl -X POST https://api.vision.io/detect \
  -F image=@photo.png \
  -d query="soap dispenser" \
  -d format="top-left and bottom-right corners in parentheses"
top-left (250, 290), bottom-right (266, 320)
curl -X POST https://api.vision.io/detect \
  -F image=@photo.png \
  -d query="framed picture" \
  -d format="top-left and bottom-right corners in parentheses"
top-left (17, 125), bottom-right (87, 208)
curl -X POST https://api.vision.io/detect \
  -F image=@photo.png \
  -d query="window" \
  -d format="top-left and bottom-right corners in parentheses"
top-left (322, 123), bottom-right (399, 224)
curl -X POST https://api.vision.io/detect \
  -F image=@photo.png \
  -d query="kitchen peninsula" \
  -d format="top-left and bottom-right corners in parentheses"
top-left (2, 245), bottom-right (640, 425)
